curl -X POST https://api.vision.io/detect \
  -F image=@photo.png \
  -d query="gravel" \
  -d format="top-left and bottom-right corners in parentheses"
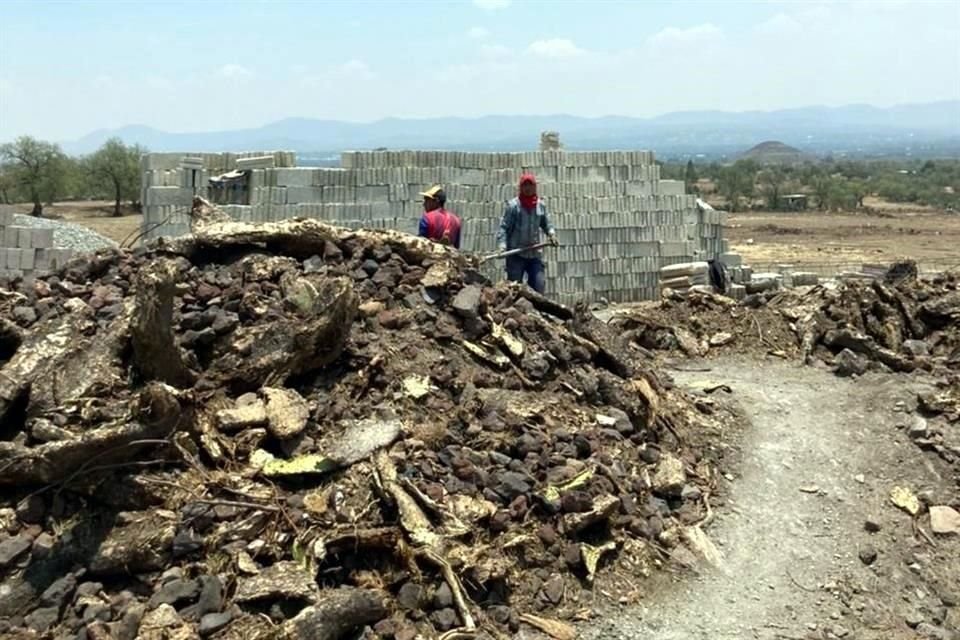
top-left (12, 213), bottom-right (117, 253)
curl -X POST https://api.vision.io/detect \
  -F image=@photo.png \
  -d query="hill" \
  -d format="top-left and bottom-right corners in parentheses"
top-left (738, 141), bottom-right (810, 164)
top-left (60, 101), bottom-right (960, 159)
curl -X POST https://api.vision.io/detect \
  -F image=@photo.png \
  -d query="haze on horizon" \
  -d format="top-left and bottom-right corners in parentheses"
top-left (1, 0), bottom-right (958, 143)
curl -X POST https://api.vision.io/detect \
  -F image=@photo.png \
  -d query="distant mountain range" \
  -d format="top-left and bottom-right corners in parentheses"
top-left (63, 101), bottom-right (960, 160)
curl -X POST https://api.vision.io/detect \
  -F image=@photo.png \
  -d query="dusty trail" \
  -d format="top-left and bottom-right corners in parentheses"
top-left (578, 357), bottom-right (957, 640)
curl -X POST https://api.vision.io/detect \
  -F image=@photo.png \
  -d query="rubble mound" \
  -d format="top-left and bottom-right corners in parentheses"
top-left (0, 204), bottom-right (729, 639)
top-left (609, 268), bottom-right (960, 375)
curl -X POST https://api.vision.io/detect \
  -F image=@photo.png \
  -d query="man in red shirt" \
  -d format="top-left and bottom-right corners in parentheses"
top-left (417, 185), bottom-right (461, 249)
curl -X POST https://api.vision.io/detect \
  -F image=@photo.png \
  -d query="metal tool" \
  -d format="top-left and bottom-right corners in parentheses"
top-left (479, 241), bottom-right (553, 264)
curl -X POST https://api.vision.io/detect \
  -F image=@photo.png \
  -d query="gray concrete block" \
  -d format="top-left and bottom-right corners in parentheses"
top-left (236, 155), bottom-right (276, 170)
top-left (29, 228), bottom-right (53, 249)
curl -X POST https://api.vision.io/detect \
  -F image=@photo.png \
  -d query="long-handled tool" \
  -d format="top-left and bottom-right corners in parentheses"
top-left (479, 241), bottom-right (553, 264)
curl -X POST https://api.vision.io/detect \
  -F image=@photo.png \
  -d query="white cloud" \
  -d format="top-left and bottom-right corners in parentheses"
top-left (473, 0), bottom-right (510, 10)
top-left (647, 23), bottom-right (721, 47)
top-left (756, 13), bottom-right (802, 36)
top-left (468, 26), bottom-right (490, 40)
top-left (527, 38), bottom-right (585, 59)
top-left (480, 43), bottom-right (511, 59)
top-left (218, 64), bottom-right (253, 81)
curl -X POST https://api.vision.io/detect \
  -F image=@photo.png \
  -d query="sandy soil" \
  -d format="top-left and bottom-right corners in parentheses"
top-left (727, 199), bottom-right (960, 273)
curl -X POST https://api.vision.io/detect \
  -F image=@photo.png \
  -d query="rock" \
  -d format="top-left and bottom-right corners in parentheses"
top-left (149, 578), bottom-right (200, 609)
top-left (195, 575), bottom-right (223, 617)
top-left (261, 387), bottom-right (310, 439)
top-left (40, 573), bottom-right (77, 609)
top-left (114, 603), bottom-right (145, 640)
top-left (864, 518), bottom-right (882, 533)
top-left (211, 311), bottom-right (240, 334)
top-left (199, 611), bottom-right (234, 636)
top-left (430, 607), bottom-right (458, 631)
top-left (538, 524), bottom-right (558, 546)
top-left (397, 582), bottom-right (424, 610)
top-left (929, 505), bottom-right (960, 535)
top-left (451, 285), bottom-right (482, 319)
top-left (234, 561), bottom-right (318, 604)
top-left (903, 340), bottom-right (929, 357)
top-left (172, 529), bottom-right (203, 559)
top-left (24, 606), bottom-right (60, 632)
top-left (651, 453), bottom-right (686, 497)
top-left (432, 583), bottom-right (453, 609)
top-left (182, 327), bottom-right (217, 348)
top-left (681, 484), bottom-right (703, 501)
top-left (30, 532), bottom-right (54, 560)
top-left (708, 332), bottom-right (734, 347)
top-left (88, 515), bottom-right (175, 576)
top-left (494, 472), bottom-right (531, 501)
top-left (560, 491), bottom-right (593, 514)
top-left (29, 419), bottom-right (75, 443)
top-left (13, 306), bottom-right (37, 325)
top-left (541, 575), bottom-right (564, 604)
top-left (140, 603), bottom-right (181, 630)
top-left (358, 300), bottom-right (385, 317)
top-left (905, 608), bottom-right (925, 628)
top-left (916, 623), bottom-right (956, 640)
top-left (15, 495), bottom-right (45, 524)
top-left (909, 416), bottom-right (930, 439)
top-left (0, 534), bottom-right (32, 569)
top-left (858, 545), bottom-right (878, 565)
top-left (835, 349), bottom-right (869, 377)
top-left (216, 400), bottom-right (268, 432)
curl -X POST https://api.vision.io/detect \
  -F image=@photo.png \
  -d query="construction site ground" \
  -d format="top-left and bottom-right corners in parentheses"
top-left (579, 357), bottom-right (959, 640)
top-left (726, 198), bottom-right (960, 272)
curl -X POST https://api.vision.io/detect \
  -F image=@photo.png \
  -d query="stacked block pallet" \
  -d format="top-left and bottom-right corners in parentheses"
top-left (0, 210), bottom-right (74, 280)
top-left (141, 150), bottom-right (726, 304)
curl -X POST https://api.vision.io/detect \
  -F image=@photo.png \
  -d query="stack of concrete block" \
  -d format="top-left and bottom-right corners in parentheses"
top-left (0, 210), bottom-right (73, 280)
top-left (659, 261), bottom-right (710, 294)
top-left (141, 149), bottom-right (728, 305)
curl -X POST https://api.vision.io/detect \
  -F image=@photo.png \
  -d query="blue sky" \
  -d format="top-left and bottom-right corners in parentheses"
top-left (1, 0), bottom-right (958, 142)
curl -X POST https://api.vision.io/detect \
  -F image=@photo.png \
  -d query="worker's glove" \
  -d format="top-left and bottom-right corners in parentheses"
top-left (548, 232), bottom-right (559, 247)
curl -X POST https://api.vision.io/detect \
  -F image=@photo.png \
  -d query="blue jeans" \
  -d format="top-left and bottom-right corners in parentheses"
top-left (506, 256), bottom-right (546, 294)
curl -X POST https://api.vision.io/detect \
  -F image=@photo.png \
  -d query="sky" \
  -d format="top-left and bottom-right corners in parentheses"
top-left (0, 0), bottom-right (958, 142)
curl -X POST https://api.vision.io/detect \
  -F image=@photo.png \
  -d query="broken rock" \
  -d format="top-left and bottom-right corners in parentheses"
top-left (834, 349), bottom-right (869, 377)
top-left (234, 561), bottom-right (318, 604)
top-left (929, 506), bottom-right (960, 536)
top-left (261, 387), bottom-right (310, 439)
top-left (216, 400), bottom-right (267, 432)
top-left (651, 453), bottom-right (686, 497)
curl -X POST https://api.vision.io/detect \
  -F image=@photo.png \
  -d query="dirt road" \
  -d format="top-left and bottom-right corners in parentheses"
top-left (580, 358), bottom-right (958, 640)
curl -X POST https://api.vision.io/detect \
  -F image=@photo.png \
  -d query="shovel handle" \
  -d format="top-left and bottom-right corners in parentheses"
top-left (480, 242), bottom-right (552, 263)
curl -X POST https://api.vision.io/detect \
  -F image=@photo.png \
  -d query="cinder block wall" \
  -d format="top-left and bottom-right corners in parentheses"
top-left (140, 150), bottom-right (730, 305)
top-left (0, 208), bottom-right (74, 280)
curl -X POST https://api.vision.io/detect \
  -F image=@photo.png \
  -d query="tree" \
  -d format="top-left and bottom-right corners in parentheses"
top-left (758, 167), bottom-right (786, 210)
top-left (717, 164), bottom-right (755, 212)
top-left (812, 174), bottom-right (832, 211)
top-left (0, 163), bottom-right (15, 204)
top-left (0, 136), bottom-right (67, 216)
top-left (86, 138), bottom-right (146, 216)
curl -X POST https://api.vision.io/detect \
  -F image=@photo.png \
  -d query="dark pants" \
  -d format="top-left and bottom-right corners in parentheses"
top-left (506, 255), bottom-right (546, 294)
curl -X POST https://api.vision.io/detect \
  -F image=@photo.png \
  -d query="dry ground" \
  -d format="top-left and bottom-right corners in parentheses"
top-left (726, 198), bottom-right (960, 272)
top-left (8, 200), bottom-right (142, 246)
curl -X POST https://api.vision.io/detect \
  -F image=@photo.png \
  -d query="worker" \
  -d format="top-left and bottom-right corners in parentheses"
top-left (495, 172), bottom-right (558, 294)
top-left (417, 185), bottom-right (461, 249)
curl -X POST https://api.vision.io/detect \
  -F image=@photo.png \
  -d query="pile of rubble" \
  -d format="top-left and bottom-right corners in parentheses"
top-left (0, 201), bottom-right (729, 640)
top-left (609, 262), bottom-right (960, 376)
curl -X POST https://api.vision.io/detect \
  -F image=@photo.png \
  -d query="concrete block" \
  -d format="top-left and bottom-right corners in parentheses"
top-left (20, 248), bottom-right (34, 270)
top-left (236, 155), bottom-right (276, 170)
top-left (272, 168), bottom-right (314, 187)
top-left (0, 210), bottom-right (15, 226)
top-left (146, 186), bottom-right (191, 207)
top-left (5, 248), bottom-right (21, 269)
top-left (29, 228), bottom-right (54, 249)
top-left (15, 228), bottom-right (32, 248)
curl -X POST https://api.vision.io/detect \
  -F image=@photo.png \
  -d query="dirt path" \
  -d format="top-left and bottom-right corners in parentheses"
top-left (580, 357), bottom-right (958, 640)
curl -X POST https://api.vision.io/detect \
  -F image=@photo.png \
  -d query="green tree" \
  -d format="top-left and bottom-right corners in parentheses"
top-left (86, 138), bottom-right (146, 216)
top-left (758, 167), bottom-right (786, 210)
top-left (0, 163), bottom-right (15, 204)
top-left (717, 164), bottom-right (754, 212)
top-left (0, 136), bottom-right (67, 216)
top-left (811, 174), bottom-right (832, 210)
